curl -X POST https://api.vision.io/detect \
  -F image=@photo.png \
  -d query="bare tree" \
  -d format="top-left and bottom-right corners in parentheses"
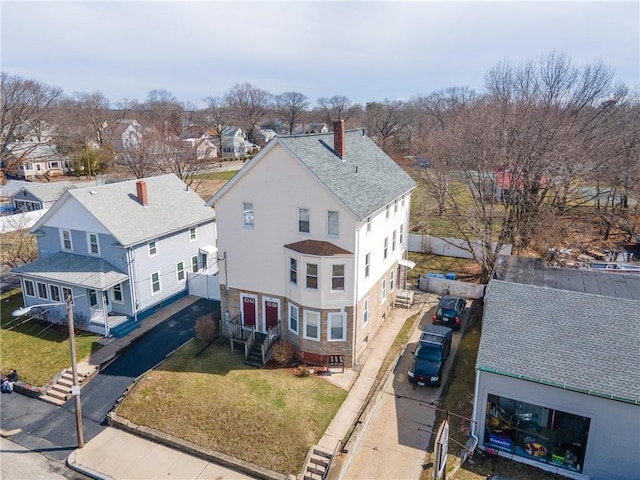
top-left (0, 73), bottom-right (63, 173)
top-left (317, 95), bottom-right (358, 124)
top-left (224, 83), bottom-right (272, 143)
top-left (203, 96), bottom-right (234, 158)
top-left (364, 99), bottom-right (410, 154)
top-left (417, 53), bottom-right (625, 281)
top-left (274, 91), bottom-right (308, 135)
top-left (144, 89), bottom-right (184, 138)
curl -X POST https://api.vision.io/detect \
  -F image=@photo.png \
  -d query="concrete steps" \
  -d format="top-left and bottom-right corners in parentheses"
top-left (303, 446), bottom-right (334, 480)
top-left (40, 361), bottom-right (99, 406)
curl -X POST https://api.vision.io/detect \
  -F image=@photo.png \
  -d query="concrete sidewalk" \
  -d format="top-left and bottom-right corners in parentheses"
top-left (67, 293), bottom-right (434, 480)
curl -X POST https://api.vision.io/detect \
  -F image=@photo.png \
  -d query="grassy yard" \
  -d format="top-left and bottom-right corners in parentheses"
top-left (1, 288), bottom-right (102, 386)
top-left (116, 339), bottom-right (347, 476)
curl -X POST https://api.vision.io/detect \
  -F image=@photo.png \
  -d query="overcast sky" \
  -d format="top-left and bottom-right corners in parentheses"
top-left (2, 1), bottom-right (638, 108)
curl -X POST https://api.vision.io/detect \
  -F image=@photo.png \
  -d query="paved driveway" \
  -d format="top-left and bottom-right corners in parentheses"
top-left (0, 298), bottom-right (220, 462)
top-left (342, 303), bottom-right (470, 479)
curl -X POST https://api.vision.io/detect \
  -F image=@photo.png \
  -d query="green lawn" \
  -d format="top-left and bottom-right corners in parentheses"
top-left (196, 170), bottom-right (238, 181)
top-left (1, 289), bottom-right (102, 386)
top-left (116, 339), bottom-right (347, 475)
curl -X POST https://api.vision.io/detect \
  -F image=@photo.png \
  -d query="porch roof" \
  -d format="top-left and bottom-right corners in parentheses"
top-left (12, 252), bottom-right (128, 290)
top-left (284, 240), bottom-right (352, 256)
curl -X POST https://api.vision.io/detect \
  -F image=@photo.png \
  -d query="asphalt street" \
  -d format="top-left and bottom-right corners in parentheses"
top-left (0, 298), bottom-right (220, 463)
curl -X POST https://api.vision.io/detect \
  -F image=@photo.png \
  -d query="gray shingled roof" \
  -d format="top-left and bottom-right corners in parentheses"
top-left (493, 256), bottom-right (640, 300)
top-left (12, 182), bottom-right (76, 203)
top-left (277, 130), bottom-right (416, 220)
top-left (478, 280), bottom-right (640, 404)
top-left (12, 252), bottom-right (128, 290)
top-left (33, 174), bottom-right (215, 247)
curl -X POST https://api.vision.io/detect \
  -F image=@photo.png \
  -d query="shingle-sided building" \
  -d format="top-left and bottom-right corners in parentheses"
top-left (473, 256), bottom-right (640, 479)
top-left (207, 121), bottom-right (416, 367)
top-left (13, 174), bottom-right (216, 336)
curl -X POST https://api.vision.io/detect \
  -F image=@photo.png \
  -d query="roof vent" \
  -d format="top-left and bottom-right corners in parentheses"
top-left (89, 190), bottom-right (97, 195)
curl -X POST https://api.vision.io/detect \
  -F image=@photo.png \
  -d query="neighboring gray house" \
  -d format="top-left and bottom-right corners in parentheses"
top-left (473, 256), bottom-right (640, 480)
top-left (10, 181), bottom-right (79, 212)
top-left (13, 174), bottom-right (217, 337)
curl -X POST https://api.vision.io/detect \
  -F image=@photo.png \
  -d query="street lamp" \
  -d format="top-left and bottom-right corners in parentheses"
top-left (12, 294), bottom-right (84, 448)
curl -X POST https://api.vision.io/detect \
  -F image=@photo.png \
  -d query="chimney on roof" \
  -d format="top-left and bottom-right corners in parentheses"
top-left (136, 180), bottom-right (148, 206)
top-left (333, 119), bottom-right (345, 158)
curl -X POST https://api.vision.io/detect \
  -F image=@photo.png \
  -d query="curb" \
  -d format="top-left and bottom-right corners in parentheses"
top-left (67, 451), bottom-right (114, 480)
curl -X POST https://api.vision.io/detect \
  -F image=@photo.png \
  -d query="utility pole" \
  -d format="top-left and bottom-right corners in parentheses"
top-left (66, 295), bottom-right (84, 448)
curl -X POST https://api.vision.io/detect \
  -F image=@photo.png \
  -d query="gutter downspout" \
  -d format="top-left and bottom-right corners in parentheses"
top-left (468, 367), bottom-right (480, 456)
top-left (353, 225), bottom-right (361, 366)
top-left (127, 247), bottom-right (139, 323)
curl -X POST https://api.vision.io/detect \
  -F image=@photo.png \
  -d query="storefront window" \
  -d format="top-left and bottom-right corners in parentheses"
top-left (484, 394), bottom-right (590, 473)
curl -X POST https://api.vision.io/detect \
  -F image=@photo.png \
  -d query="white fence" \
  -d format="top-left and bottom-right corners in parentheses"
top-left (188, 272), bottom-right (221, 301)
top-left (418, 275), bottom-right (486, 299)
top-left (408, 233), bottom-right (512, 259)
top-left (0, 209), bottom-right (47, 233)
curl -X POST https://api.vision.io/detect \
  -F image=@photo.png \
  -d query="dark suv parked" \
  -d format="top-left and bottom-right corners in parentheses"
top-left (407, 324), bottom-right (452, 387)
top-left (432, 295), bottom-right (465, 330)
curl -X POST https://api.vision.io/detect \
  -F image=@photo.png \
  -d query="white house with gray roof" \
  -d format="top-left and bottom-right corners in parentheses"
top-left (473, 256), bottom-right (640, 479)
top-left (13, 174), bottom-right (216, 337)
top-left (206, 120), bottom-right (416, 367)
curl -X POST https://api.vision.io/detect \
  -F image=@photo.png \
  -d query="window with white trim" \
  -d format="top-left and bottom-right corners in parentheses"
top-left (62, 287), bottom-right (73, 304)
top-left (37, 281), bottom-right (48, 299)
top-left (400, 224), bottom-right (404, 247)
top-left (176, 261), bottom-right (186, 282)
top-left (402, 195), bottom-right (405, 208)
top-left (191, 255), bottom-right (199, 272)
top-left (290, 258), bottom-right (297, 285)
top-left (298, 208), bottom-right (310, 233)
top-left (381, 278), bottom-right (387, 302)
top-left (189, 227), bottom-right (197, 241)
top-left (366, 217), bottom-right (371, 233)
top-left (24, 279), bottom-right (35, 297)
top-left (363, 298), bottom-right (369, 324)
top-left (384, 237), bottom-right (388, 260)
top-left (151, 271), bottom-right (161, 294)
top-left (289, 304), bottom-right (299, 334)
top-left (88, 289), bottom-right (98, 308)
top-left (331, 264), bottom-right (345, 291)
top-left (392, 230), bottom-right (397, 252)
top-left (112, 283), bottom-right (123, 303)
top-left (327, 210), bottom-right (339, 236)
top-left (87, 232), bottom-right (100, 255)
top-left (386, 204), bottom-right (390, 219)
top-left (303, 310), bottom-right (320, 341)
top-left (365, 253), bottom-right (370, 278)
top-left (394, 199), bottom-right (398, 214)
top-left (148, 241), bottom-right (158, 257)
top-left (390, 270), bottom-right (395, 292)
top-left (306, 263), bottom-right (318, 289)
top-left (328, 312), bottom-right (346, 341)
top-left (61, 229), bottom-right (73, 251)
top-left (243, 202), bottom-right (254, 227)
top-left (49, 284), bottom-right (61, 302)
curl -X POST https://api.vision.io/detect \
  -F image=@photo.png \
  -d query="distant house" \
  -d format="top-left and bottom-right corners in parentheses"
top-left (207, 120), bottom-right (416, 367)
top-left (473, 256), bottom-right (640, 479)
top-left (109, 119), bottom-right (143, 158)
top-left (221, 127), bottom-right (259, 157)
top-left (294, 123), bottom-right (329, 134)
top-left (13, 174), bottom-right (217, 337)
top-left (183, 138), bottom-right (218, 160)
top-left (255, 128), bottom-right (277, 145)
top-left (9, 181), bottom-right (82, 212)
top-left (4, 143), bottom-right (68, 179)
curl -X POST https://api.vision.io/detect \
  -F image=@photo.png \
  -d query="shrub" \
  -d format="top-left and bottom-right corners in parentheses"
top-left (272, 339), bottom-right (294, 366)
top-left (194, 314), bottom-right (218, 342)
top-left (297, 365), bottom-right (310, 378)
